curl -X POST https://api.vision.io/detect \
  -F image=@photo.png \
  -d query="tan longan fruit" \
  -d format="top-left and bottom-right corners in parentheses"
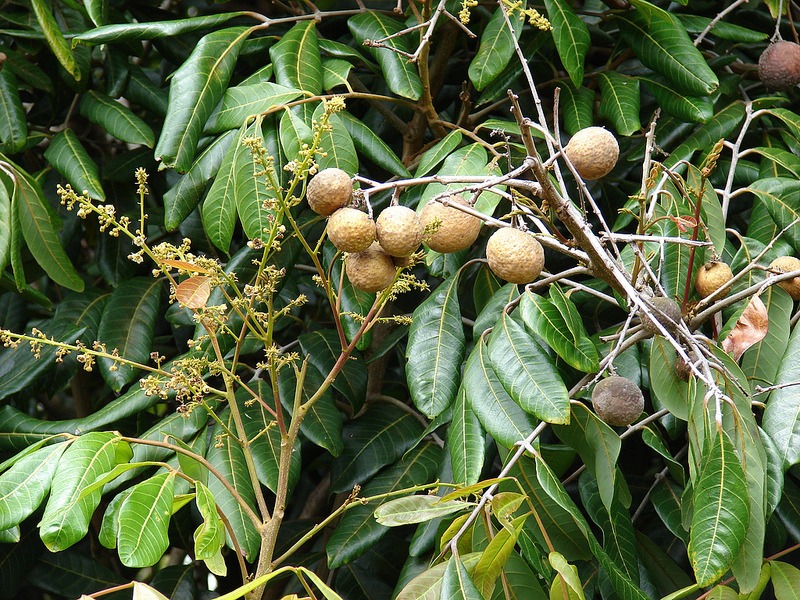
top-left (419, 195), bottom-right (482, 253)
top-left (564, 127), bottom-right (619, 180)
top-left (376, 205), bottom-right (423, 257)
top-left (327, 208), bottom-right (375, 253)
top-left (641, 297), bottom-right (682, 336)
top-left (769, 256), bottom-right (800, 300)
top-left (485, 227), bottom-right (544, 285)
top-left (758, 41), bottom-right (800, 90)
top-left (591, 376), bottom-right (644, 427)
top-left (695, 261), bottom-right (733, 299)
top-left (344, 242), bottom-right (397, 293)
top-left (306, 168), bottom-right (352, 216)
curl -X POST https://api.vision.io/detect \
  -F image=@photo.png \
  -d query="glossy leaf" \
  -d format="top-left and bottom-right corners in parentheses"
top-left (559, 83), bottom-right (594, 136)
top-left (649, 336), bottom-right (690, 421)
top-left (322, 57), bottom-right (353, 90)
top-left (665, 101), bottom-right (745, 168)
top-left (155, 27), bottom-right (248, 172)
top-left (339, 111), bottom-right (411, 177)
top-left (79, 91), bottom-right (155, 147)
top-left (676, 14), bottom-right (768, 42)
top-left (298, 329), bottom-right (367, 410)
top-left (617, 2), bottom-right (718, 96)
top-left (641, 76), bottom-right (714, 124)
top-left (449, 386), bottom-right (485, 486)
top-left (472, 514), bottom-right (527, 597)
top-left (688, 425), bottom-right (750, 587)
top-left (763, 319), bottom-right (800, 468)
top-left (44, 129), bottom-right (105, 200)
top-left (348, 12), bottom-right (422, 100)
top-left (327, 442), bottom-right (441, 568)
top-left (463, 337), bottom-right (539, 449)
top-left (406, 273), bottom-right (465, 418)
top-left (74, 12), bottom-right (250, 45)
top-left (375, 495), bottom-right (468, 527)
top-left (0, 68), bottom-right (27, 153)
top-left (771, 561), bottom-right (800, 599)
top-left (751, 147), bottom-right (800, 179)
top-left (279, 106), bottom-right (312, 163)
top-left (205, 82), bottom-right (302, 133)
top-left (544, 0), bottom-right (590, 87)
top-left (0, 180), bottom-right (10, 273)
top-left (202, 123), bottom-right (247, 252)
top-left (314, 105), bottom-right (358, 174)
top-left (97, 277), bottom-right (162, 391)
top-left (468, 5), bottom-right (523, 91)
top-left (487, 312), bottom-right (570, 424)
top-left (441, 555), bottom-right (482, 600)
top-left (117, 472), bottom-right (175, 567)
top-left (194, 481), bottom-right (225, 567)
top-left (747, 178), bottom-right (800, 252)
top-left (269, 20), bottom-right (323, 95)
top-left (30, 0), bottom-right (80, 80)
top-left (598, 72), bottom-right (641, 136)
top-left (331, 403), bottom-right (424, 493)
top-left (163, 129), bottom-right (236, 230)
top-left (0, 442), bottom-right (67, 530)
top-left (40, 432), bottom-right (132, 552)
top-left (11, 164), bottom-right (84, 292)
top-left (396, 553), bottom-right (481, 600)
top-left (415, 130), bottom-right (462, 177)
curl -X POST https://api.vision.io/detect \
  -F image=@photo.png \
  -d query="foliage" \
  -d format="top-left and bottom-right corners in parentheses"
top-left (1, 0), bottom-right (800, 599)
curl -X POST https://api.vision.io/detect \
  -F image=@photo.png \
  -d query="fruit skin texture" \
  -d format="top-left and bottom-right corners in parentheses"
top-left (591, 376), bottom-right (644, 427)
top-left (306, 168), bottom-right (352, 216)
top-left (758, 41), bottom-right (800, 90)
top-left (564, 127), bottom-right (619, 180)
top-left (769, 256), bottom-right (800, 300)
top-left (485, 227), bottom-right (544, 284)
top-left (327, 208), bottom-right (375, 253)
top-left (345, 242), bottom-right (397, 293)
top-left (419, 195), bottom-right (482, 253)
top-left (641, 297), bottom-right (682, 336)
top-left (376, 205), bottom-right (423, 257)
top-left (695, 260), bottom-right (733, 299)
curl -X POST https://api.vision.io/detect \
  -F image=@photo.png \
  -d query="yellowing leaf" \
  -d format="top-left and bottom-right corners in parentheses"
top-left (176, 276), bottom-right (212, 309)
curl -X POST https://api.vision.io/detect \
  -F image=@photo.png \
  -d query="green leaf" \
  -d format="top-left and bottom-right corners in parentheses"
top-left (468, 5), bottom-right (523, 91)
top-left (636, 531), bottom-right (693, 595)
top-left (0, 442), bottom-right (67, 530)
top-left (298, 329), bottom-right (367, 411)
top-left (97, 277), bottom-right (161, 392)
top-left (641, 76), bottom-right (714, 124)
top-left (0, 68), bottom-right (27, 153)
top-left (155, 27), bottom-right (248, 172)
top-left (40, 432), bottom-right (132, 552)
top-left (117, 472), bottom-right (175, 567)
top-left (375, 495), bottom-right (468, 527)
top-left (406, 273), bottom-right (465, 418)
top-left (617, 1), bottom-right (718, 96)
top-left (164, 129), bottom-right (236, 230)
top-left (269, 20), bottom-right (322, 95)
top-left (549, 552), bottom-right (585, 600)
top-left (559, 84), bottom-right (594, 136)
top-left (233, 118), bottom-right (275, 243)
top-left (44, 129), bottom-right (105, 200)
top-left (1, 47), bottom-right (54, 95)
top-left (771, 561), bottom-right (800, 600)
top-left (649, 336), bottom-right (690, 421)
top-left (11, 163), bottom-right (84, 292)
top-left (415, 130), bottom-right (462, 177)
top-left (544, 0), bottom-right (590, 87)
top-left (449, 386), bottom-right (485, 486)
top-left (597, 72), bottom-right (641, 136)
top-left (472, 515), bottom-right (527, 597)
top-left (676, 15), bottom-right (769, 43)
top-left (202, 124), bottom-right (248, 252)
top-left (463, 337), bottom-right (539, 449)
top-left (487, 312), bottom-right (570, 424)
top-left (205, 81), bottom-right (303, 133)
top-left (338, 111), bottom-right (411, 177)
top-left (194, 481), bottom-right (225, 564)
top-left (327, 442), bottom-right (441, 568)
top-left (441, 555), bottom-right (483, 600)
top-left (30, 0), bottom-right (81, 80)
top-left (279, 106), bottom-right (313, 162)
top-left (205, 415), bottom-right (260, 562)
top-left (687, 425), bottom-right (750, 587)
top-left (74, 12), bottom-right (251, 46)
top-left (519, 291), bottom-right (599, 373)
top-left (348, 12), bottom-right (423, 100)
top-left (79, 90), bottom-right (155, 147)
top-left (331, 403), bottom-right (424, 493)
top-left (747, 178), bottom-right (800, 252)
top-left (665, 101), bottom-right (745, 168)
top-left (763, 320), bottom-right (800, 468)
top-left (396, 553), bottom-right (482, 600)
top-left (26, 549), bottom-right (125, 598)
top-left (751, 146), bottom-right (800, 179)
top-left (313, 105), bottom-right (358, 174)
top-left (322, 57), bottom-right (353, 90)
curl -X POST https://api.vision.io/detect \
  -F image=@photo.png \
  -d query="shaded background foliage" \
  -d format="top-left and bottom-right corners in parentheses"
top-left (1, 0), bottom-right (800, 598)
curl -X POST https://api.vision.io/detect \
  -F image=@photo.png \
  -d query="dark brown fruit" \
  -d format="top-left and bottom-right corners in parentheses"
top-left (675, 349), bottom-right (699, 382)
top-left (641, 297), bottom-right (682, 336)
top-left (591, 376), bottom-right (644, 427)
top-left (758, 41), bottom-right (800, 91)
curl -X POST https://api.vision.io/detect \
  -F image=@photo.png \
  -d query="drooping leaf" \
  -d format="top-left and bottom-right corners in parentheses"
top-left (313, 104), bottom-right (358, 174)
top-left (747, 178), bottom-right (800, 252)
top-left (472, 514), bottom-right (527, 597)
top-left (97, 277), bottom-right (162, 392)
top-left (39, 432), bottom-right (132, 552)
top-left (0, 180), bottom-right (10, 273)
top-left (544, 0), bottom-right (590, 87)
top-left (449, 386), bottom-right (485, 486)
top-left (763, 320), bottom-right (800, 468)
top-left (117, 472), bottom-right (176, 567)
top-left (348, 12), bottom-right (423, 100)
top-left (559, 83), bottom-right (595, 136)
top-left (44, 129), bottom-right (105, 200)
top-left (415, 130), bottom-right (462, 177)
top-left (74, 12), bottom-right (251, 45)
top-left (79, 91), bottom-right (155, 147)
top-left (406, 273), bottom-right (465, 418)
top-left (201, 124), bottom-right (246, 252)
top-left (441, 555), bottom-right (483, 600)
top-left (269, 20), bottom-right (323, 95)
top-left (155, 27), bottom-right (248, 172)
top-left (468, 5), bottom-right (523, 91)
top-left (771, 561), bottom-right (800, 599)
top-left (641, 76), bottom-right (714, 124)
top-left (30, 0), bottom-right (81, 80)
top-left (204, 81), bottom-right (302, 133)
top-left (0, 67), bottom-right (27, 153)
top-left (597, 72), bottom-right (641, 136)
top-left (375, 495), bottom-right (469, 527)
top-left (338, 111), bottom-right (411, 177)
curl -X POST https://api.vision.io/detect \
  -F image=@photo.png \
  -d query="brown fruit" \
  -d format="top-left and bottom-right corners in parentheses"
top-left (641, 297), bottom-right (682, 336)
top-left (376, 205), bottom-right (423, 257)
top-left (695, 260), bottom-right (733, 299)
top-left (758, 40), bottom-right (800, 90)
top-left (564, 127), bottom-right (619, 180)
top-left (485, 227), bottom-right (544, 284)
top-left (306, 168), bottom-right (352, 216)
top-left (769, 255), bottom-right (800, 300)
top-left (419, 195), bottom-right (482, 253)
top-left (327, 208), bottom-right (375, 253)
top-left (345, 242), bottom-right (397, 293)
top-left (591, 376), bottom-right (644, 427)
